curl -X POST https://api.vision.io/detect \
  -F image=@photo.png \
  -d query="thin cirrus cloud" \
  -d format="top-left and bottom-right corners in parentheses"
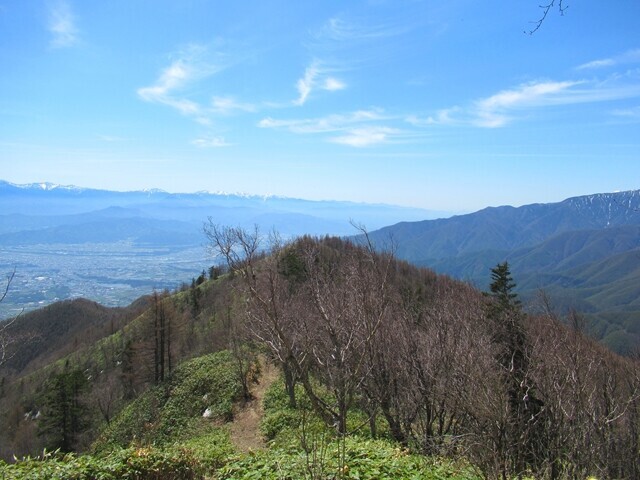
top-left (294, 61), bottom-right (346, 106)
top-left (471, 80), bottom-right (580, 127)
top-left (211, 96), bottom-right (256, 114)
top-left (137, 60), bottom-right (202, 115)
top-left (48, 0), bottom-right (79, 48)
top-left (137, 46), bottom-right (239, 146)
top-left (191, 136), bottom-right (232, 148)
top-left (577, 49), bottom-right (640, 70)
top-left (407, 81), bottom-right (580, 129)
top-left (330, 127), bottom-right (398, 147)
top-left (317, 16), bottom-right (412, 44)
top-left (258, 109), bottom-right (399, 147)
top-left (259, 109), bottom-right (387, 134)
top-left (612, 106), bottom-right (640, 118)
top-left (414, 78), bottom-right (640, 129)
top-left (137, 45), bottom-right (224, 118)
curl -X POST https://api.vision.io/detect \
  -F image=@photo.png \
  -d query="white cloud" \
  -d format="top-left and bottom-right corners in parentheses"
top-left (406, 82), bottom-right (583, 130)
top-left (472, 80), bottom-right (582, 127)
top-left (320, 16), bottom-right (410, 42)
top-left (330, 127), bottom-right (396, 147)
top-left (476, 81), bottom-right (579, 110)
top-left (406, 108), bottom-right (459, 126)
top-left (192, 136), bottom-right (232, 148)
top-left (577, 49), bottom-right (640, 70)
top-left (48, 1), bottom-right (78, 48)
top-left (407, 77), bottom-right (640, 130)
top-left (612, 106), bottom-right (640, 118)
top-left (258, 109), bottom-right (386, 134)
top-left (294, 63), bottom-right (318, 106)
top-left (577, 59), bottom-right (615, 70)
top-left (137, 44), bottom-right (224, 118)
top-left (211, 96), bottom-right (256, 114)
top-left (294, 61), bottom-right (346, 105)
top-left (138, 60), bottom-right (201, 115)
top-left (470, 78), bottom-right (640, 127)
top-left (137, 47), bottom-right (250, 146)
top-left (323, 77), bottom-right (346, 91)
top-left (258, 109), bottom-right (401, 147)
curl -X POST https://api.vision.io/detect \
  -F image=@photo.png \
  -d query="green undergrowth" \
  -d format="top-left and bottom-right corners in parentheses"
top-left (95, 350), bottom-right (242, 450)
top-left (1, 351), bottom-right (481, 479)
top-left (219, 375), bottom-right (481, 480)
top-left (0, 446), bottom-right (203, 480)
top-left (219, 437), bottom-right (479, 480)
top-left (1, 350), bottom-right (240, 479)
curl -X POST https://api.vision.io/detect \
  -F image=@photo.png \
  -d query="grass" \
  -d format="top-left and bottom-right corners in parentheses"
top-left (95, 350), bottom-right (242, 449)
top-left (1, 351), bottom-right (482, 480)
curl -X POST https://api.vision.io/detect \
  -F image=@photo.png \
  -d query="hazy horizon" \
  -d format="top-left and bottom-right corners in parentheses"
top-left (2, 1), bottom-right (639, 211)
top-left (6, 178), bottom-right (640, 215)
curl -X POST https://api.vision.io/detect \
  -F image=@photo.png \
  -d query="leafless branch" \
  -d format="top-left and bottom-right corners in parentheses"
top-left (526, 0), bottom-right (568, 35)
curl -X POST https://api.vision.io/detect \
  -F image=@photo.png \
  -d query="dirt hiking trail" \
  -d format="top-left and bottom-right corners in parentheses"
top-left (229, 358), bottom-right (279, 452)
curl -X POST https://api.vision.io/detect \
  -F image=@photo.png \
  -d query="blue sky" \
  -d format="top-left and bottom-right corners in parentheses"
top-left (1, 1), bottom-right (639, 212)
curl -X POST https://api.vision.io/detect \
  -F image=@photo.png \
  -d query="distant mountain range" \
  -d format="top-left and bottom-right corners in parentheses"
top-left (365, 189), bottom-right (640, 353)
top-left (0, 180), bottom-right (444, 237)
top-left (0, 180), bottom-right (445, 318)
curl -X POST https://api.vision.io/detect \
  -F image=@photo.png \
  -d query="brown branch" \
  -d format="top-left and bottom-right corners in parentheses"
top-left (526, 0), bottom-right (568, 35)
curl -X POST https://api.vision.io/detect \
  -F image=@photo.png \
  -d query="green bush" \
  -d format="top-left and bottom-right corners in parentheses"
top-left (218, 437), bottom-right (480, 480)
top-left (95, 350), bottom-right (242, 449)
top-left (181, 427), bottom-right (235, 470)
top-left (0, 447), bottom-right (201, 480)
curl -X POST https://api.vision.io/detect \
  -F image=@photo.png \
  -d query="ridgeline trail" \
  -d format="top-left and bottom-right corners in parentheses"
top-left (229, 358), bottom-right (279, 452)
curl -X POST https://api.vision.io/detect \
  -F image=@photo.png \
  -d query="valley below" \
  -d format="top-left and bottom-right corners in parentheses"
top-left (0, 241), bottom-right (207, 319)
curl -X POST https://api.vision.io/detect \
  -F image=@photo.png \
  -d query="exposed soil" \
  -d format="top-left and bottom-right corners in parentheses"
top-left (229, 358), bottom-right (279, 452)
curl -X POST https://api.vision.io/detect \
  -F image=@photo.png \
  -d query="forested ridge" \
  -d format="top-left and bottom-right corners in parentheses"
top-left (1, 233), bottom-right (639, 479)
top-left (364, 189), bottom-right (640, 354)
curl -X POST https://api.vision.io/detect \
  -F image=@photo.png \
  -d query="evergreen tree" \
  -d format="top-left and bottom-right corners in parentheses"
top-left (485, 262), bottom-right (544, 478)
top-left (486, 262), bottom-right (525, 371)
top-left (38, 366), bottom-right (88, 452)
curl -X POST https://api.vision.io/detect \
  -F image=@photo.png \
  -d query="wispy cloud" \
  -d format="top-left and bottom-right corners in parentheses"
top-left (48, 0), bottom-right (79, 48)
top-left (577, 49), bottom-right (640, 70)
top-left (415, 77), bottom-right (640, 129)
top-left (259, 109), bottom-right (386, 134)
top-left (258, 109), bottom-right (403, 147)
top-left (612, 106), bottom-right (640, 118)
top-left (294, 61), bottom-right (346, 106)
top-left (191, 136), bottom-right (232, 148)
top-left (137, 44), bottom-right (224, 118)
top-left (211, 96), bottom-right (256, 114)
top-left (137, 45), bottom-right (248, 146)
top-left (405, 108), bottom-right (459, 127)
top-left (577, 59), bottom-right (615, 70)
top-left (472, 81), bottom-right (579, 127)
top-left (323, 77), bottom-right (346, 91)
top-left (329, 127), bottom-right (398, 147)
top-left (319, 16), bottom-right (411, 42)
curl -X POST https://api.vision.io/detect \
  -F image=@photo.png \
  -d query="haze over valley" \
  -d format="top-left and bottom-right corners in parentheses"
top-left (0, 179), bottom-right (440, 318)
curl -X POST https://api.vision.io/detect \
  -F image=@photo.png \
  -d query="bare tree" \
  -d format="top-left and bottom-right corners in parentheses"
top-left (0, 269), bottom-right (21, 367)
top-left (204, 223), bottom-right (304, 408)
top-left (204, 224), bottom-right (395, 434)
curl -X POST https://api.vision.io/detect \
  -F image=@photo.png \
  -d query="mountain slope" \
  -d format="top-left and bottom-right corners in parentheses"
top-left (0, 297), bottom-right (149, 376)
top-left (372, 190), bottom-right (640, 263)
top-left (366, 190), bottom-right (640, 352)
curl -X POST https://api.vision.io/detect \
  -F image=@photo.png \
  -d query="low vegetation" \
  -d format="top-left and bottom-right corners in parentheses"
top-left (1, 232), bottom-right (640, 479)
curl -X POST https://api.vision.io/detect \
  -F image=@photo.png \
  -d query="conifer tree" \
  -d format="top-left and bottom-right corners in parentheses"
top-left (485, 262), bottom-right (544, 478)
top-left (37, 366), bottom-right (88, 452)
